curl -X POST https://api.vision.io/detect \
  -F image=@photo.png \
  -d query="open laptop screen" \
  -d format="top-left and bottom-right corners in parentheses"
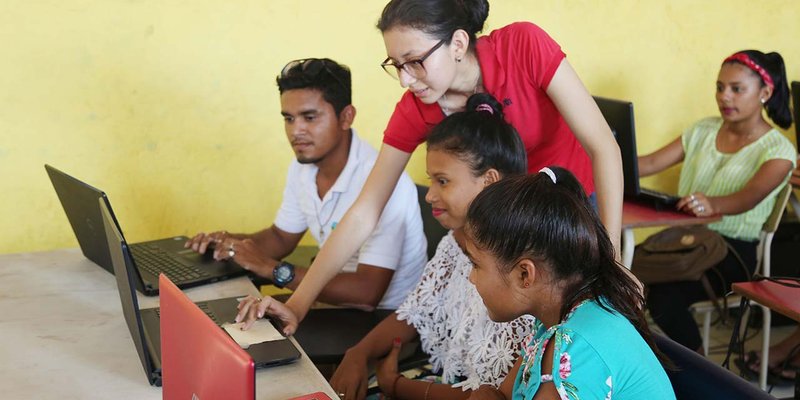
top-left (593, 96), bottom-right (640, 197)
top-left (160, 274), bottom-right (255, 399)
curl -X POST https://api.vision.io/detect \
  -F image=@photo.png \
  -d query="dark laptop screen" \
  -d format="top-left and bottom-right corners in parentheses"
top-left (593, 96), bottom-right (640, 198)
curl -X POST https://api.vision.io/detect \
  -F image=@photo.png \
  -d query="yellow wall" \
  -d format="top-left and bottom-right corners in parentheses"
top-left (2, 1), bottom-right (798, 255)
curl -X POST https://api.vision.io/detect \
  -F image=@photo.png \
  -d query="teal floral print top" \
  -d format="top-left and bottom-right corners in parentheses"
top-left (512, 299), bottom-right (675, 400)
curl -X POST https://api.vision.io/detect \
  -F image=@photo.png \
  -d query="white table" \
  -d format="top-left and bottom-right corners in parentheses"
top-left (0, 248), bottom-right (337, 399)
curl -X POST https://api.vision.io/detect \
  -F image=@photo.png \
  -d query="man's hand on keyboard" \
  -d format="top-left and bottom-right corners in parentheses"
top-left (218, 238), bottom-right (279, 278)
top-left (185, 230), bottom-right (229, 255)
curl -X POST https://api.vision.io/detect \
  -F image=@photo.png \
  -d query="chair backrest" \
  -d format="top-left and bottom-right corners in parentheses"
top-left (757, 183), bottom-right (792, 277)
top-left (762, 184), bottom-right (791, 235)
top-left (416, 184), bottom-right (449, 260)
top-left (653, 334), bottom-right (776, 400)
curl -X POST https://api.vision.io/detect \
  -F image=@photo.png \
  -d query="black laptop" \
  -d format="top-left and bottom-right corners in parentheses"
top-left (100, 199), bottom-right (300, 386)
top-left (46, 164), bottom-right (245, 295)
top-left (594, 96), bottom-right (680, 210)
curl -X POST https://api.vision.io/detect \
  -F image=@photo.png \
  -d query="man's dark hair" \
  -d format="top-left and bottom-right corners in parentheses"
top-left (276, 58), bottom-right (351, 115)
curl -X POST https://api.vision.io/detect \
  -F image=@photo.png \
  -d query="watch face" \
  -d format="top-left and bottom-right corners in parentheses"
top-left (275, 265), bottom-right (291, 281)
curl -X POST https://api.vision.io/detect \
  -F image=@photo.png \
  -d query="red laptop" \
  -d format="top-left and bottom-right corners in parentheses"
top-left (159, 274), bottom-right (255, 400)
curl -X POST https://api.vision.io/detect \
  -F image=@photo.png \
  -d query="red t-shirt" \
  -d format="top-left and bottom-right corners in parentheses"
top-left (383, 22), bottom-right (594, 194)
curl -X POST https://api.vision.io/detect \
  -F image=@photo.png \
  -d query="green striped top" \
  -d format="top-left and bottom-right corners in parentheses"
top-left (678, 117), bottom-right (796, 240)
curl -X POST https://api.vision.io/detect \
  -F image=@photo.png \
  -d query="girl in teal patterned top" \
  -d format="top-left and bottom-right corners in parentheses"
top-left (639, 50), bottom-right (795, 352)
top-left (463, 168), bottom-right (674, 400)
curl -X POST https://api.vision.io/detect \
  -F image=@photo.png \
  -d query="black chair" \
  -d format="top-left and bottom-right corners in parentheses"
top-left (654, 334), bottom-right (776, 399)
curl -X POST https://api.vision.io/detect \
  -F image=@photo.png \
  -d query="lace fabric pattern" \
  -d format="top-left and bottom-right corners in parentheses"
top-left (396, 231), bottom-right (536, 390)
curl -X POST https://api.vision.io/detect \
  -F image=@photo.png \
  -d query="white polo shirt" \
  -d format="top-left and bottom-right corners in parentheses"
top-left (273, 130), bottom-right (427, 309)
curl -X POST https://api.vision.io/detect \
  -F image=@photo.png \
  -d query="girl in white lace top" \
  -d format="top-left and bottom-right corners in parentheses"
top-left (330, 93), bottom-right (535, 400)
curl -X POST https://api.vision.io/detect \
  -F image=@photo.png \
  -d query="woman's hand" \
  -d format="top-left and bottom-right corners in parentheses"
top-left (235, 295), bottom-right (298, 335)
top-left (329, 347), bottom-right (371, 400)
top-left (375, 338), bottom-right (403, 398)
top-left (677, 192), bottom-right (714, 216)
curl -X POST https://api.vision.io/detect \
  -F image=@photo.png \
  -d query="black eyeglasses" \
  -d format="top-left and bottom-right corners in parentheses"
top-left (280, 58), bottom-right (348, 91)
top-left (380, 40), bottom-right (446, 80)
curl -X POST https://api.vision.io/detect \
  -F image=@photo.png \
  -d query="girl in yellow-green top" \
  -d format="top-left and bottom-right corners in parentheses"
top-left (638, 50), bottom-right (796, 352)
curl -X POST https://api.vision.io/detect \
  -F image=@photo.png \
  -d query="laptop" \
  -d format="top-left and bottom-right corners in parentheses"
top-left (101, 198), bottom-right (301, 387)
top-left (46, 164), bottom-right (245, 295)
top-left (594, 96), bottom-right (680, 210)
top-left (160, 274), bottom-right (255, 399)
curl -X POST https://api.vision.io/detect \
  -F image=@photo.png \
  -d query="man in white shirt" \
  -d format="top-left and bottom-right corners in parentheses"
top-left (186, 58), bottom-right (427, 311)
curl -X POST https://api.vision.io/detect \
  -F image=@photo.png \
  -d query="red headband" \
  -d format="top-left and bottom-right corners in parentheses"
top-left (723, 53), bottom-right (775, 90)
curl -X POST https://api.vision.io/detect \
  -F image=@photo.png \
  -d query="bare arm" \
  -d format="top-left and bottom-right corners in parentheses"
top-left (638, 137), bottom-right (685, 178)
top-left (285, 145), bottom-right (412, 322)
top-left (229, 231), bottom-right (395, 309)
top-left (248, 226), bottom-right (304, 259)
top-left (677, 159), bottom-right (793, 216)
top-left (546, 59), bottom-right (623, 256)
top-left (285, 263), bottom-right (394, 310)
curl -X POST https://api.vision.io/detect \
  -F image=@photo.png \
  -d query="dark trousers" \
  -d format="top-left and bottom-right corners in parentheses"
top-left (646, 236), bottom-right (757, 351)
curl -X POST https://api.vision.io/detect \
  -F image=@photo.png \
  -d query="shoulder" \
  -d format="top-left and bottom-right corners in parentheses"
top-left (389, 91), bottom-right (439, 128)
top-left (350, 130), bottom-right (379, 165)
top-left (758, 129), bottom-right (797, 163)
top-left (484, 21), bottom-right (556, 44)
top-left (480, 21), bottom-right (562, 56)
top-left (683, 117), bottom-right (721, 146)
top-left (430, 231), bottom-right (460, 260)
top-left (558, 300), bottom-right (647, 359)
top-left (478, 22), bottom-right (564, 88)
top-left (563, 301), bottom-right (626, 334)
top-left (691, 116), bottom-right (723, 132)
top-left (762, 128), bottom-right (796, 150)
top-left (384, 91), bottom-right (441, 152)
top-left (423, 231), bottom-right (466, 273)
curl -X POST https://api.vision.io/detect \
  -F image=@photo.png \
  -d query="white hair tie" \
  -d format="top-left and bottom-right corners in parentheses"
top-left (539, 167), bottom-right (557, 184)
top-left (475, 104), bottom-right (494, 114)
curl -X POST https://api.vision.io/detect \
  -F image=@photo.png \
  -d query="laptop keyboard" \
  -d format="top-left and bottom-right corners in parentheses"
top-left (131, 244), bottom-right (210, 284)
top-left (155, 302), bottom-right (220, 324)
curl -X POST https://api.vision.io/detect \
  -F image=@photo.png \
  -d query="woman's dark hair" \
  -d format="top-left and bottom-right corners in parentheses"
top-left (723, 50), bottom-right (792, 129)
top-left (427, 93), bottom-right (527, 177)
top-left (377, 0), bottom-right (489, 48)
top-left (276, 58), bottom-right (351, 116)
top-left (466, 167), bottom-right (669, 365)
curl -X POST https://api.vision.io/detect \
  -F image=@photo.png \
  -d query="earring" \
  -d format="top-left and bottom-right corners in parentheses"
top-left (760, 98), bottom-right (766, 104)
top-left (456, 57), bottom-right (462, 63)
top-left (523, 282), bottom-right (530, 288)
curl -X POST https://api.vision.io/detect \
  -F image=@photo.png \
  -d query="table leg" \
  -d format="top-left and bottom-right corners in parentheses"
top-left (621, 228), bottom-right (634, 269)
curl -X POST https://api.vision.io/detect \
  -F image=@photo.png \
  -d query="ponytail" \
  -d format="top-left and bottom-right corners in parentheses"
top-left (427, 93), bottom-right (527, 177)
top-left (466, 169), bottom-right (671, 367)
top-left (762, 52), bottom-right (792, 129)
